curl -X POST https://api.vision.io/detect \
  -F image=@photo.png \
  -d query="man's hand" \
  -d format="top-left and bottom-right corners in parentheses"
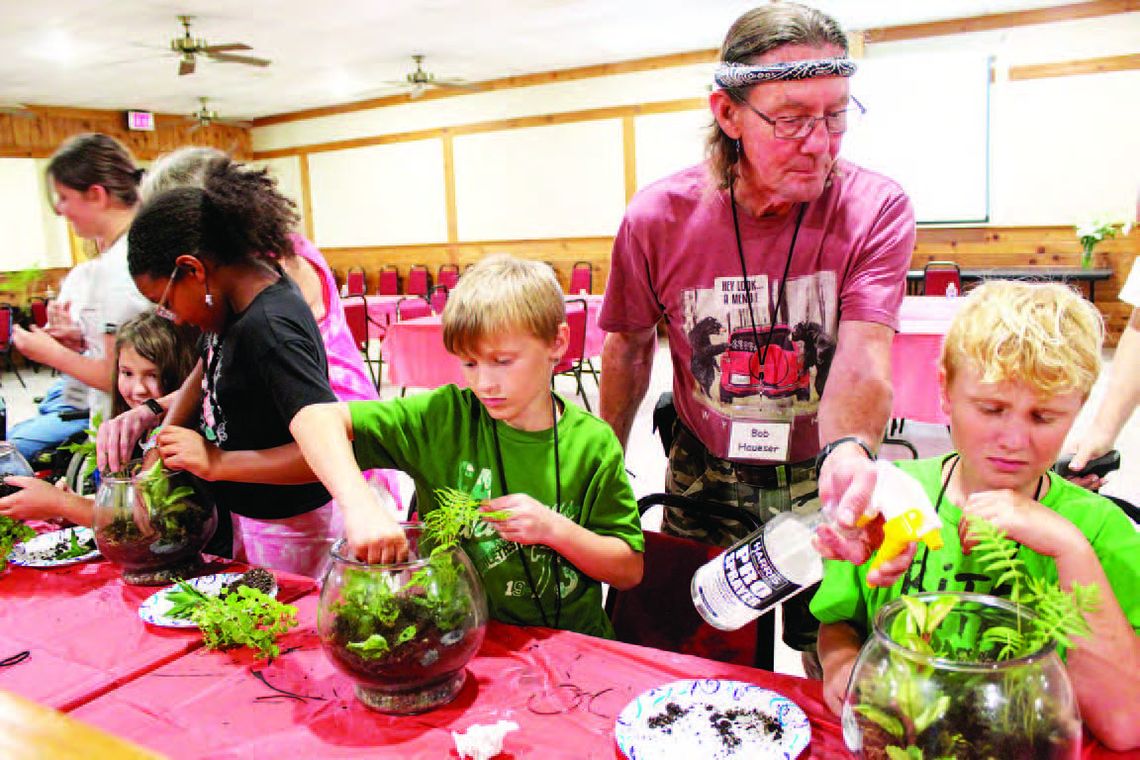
top-left (815, 442), bottom-right (877, 562)
top-left (12, 325), bottom-right (64, 366)
top-left (97, 405), bottom-right (162, 474)
top-left (1065, 436), bottom-right (1115, 491)
top-left (482, 493), bottom-right (566, 547)
top-left (154, 426), bottom-right (218, 480)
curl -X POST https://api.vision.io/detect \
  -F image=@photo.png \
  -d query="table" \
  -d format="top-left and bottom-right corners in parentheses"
top-left (363, 295), bottom-right (410, 339)
top-left (4, 555), bottom-right (1131, 758)
top-left (890, 296), bottom-right (964, 425)
top-left (73, 594), bottom-right (846, 759)
top-left (906, 267), bottom-right (1113, 300)
top-left (0, 558), bottom-right (314, 712)
top-left (382, 295), bottom-right (605, 391)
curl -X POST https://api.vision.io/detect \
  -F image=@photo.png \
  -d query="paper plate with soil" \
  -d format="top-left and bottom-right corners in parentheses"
top-left (139, 570), bottom-right (279, 628)
top-left (9, 526), bottom-right (101, 568)
top-left (614, 679), bottom-right (810, 760)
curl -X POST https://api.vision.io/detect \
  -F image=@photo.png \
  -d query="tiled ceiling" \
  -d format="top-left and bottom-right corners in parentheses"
top-left (0, 0), bottom-right (1082, 121)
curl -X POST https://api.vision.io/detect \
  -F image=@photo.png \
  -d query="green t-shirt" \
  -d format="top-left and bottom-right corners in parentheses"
top-left (811, 455), bottom-right (1140, 641)
top-left (349, 386), bottom-right (644, 639)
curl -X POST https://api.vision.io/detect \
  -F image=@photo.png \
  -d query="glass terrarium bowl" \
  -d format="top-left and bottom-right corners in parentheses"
top-left (0, 442), bottom-right (34, 495)
top-left (317, 525), bottom-right (488, 714)
top-left (92, 462), bottom-right (216, 586)
top-left (842, 592), bottom-right (1081, 760)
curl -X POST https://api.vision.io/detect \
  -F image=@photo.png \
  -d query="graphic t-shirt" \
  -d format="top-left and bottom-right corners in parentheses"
top-left (810, 456), bottom-right (1140, 645)
top-left (600, 160), bottom-right (914, 463)
top-left (199, 276), bottom-right (336, 519)
top-left (350, 386), bottom-right (644, 638)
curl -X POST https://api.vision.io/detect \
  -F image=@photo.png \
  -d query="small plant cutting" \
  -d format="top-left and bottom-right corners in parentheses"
top-left (847, 515), bottom-right (1097, 760)
top-left (0, 515), bottom-right (36, 573)
top-left (163, 569), bottom-right (296, 659)
top-left (318, 487), bottom-right (495, 712)
top-left (1076, 216), bottom-right (1132, 269)
top-left (60, 412), bottom-right (103, 484)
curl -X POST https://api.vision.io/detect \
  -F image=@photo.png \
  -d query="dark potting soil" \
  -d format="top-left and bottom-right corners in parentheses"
top-left (14, 530), bottom-right (97, 563)
top-left (329, 600), bottom-right (482, 687)
top-left (98, 509), bottom-right (208, 569)
top-left (646, 701), bottom-right (688, 731)
top-left (642, 701), bottom-right (783, 751)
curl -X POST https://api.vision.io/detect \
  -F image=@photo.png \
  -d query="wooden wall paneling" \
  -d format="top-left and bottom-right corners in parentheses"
top-left (864, 0), bottom-right (1137, 43)
top-left (1008, 53), bottom-right (1140, 81)
top-left (0, 107), bottom-right (251, 160)
top-left (298, 154), bottom-right (315, 240)
top-left (622, 116), bottom-right (637, 204)
top-left (442, 133), bottom-right (459, 244)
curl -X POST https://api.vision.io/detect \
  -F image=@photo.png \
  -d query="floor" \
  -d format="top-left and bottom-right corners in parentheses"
top-left (4, 338), bottom-right (1134, 677)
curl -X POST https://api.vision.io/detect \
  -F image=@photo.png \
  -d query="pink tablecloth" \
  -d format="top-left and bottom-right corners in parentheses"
top-left (363, 295), bottom-right (406, 339)
top-left (72, 594), bottom-right (846, 759)
top-left (383, 296), bottom-right (605, 390)
top-left (891, 296), bottom-right (965, 424)
top-left (0, 558), bottom-right (315, 712)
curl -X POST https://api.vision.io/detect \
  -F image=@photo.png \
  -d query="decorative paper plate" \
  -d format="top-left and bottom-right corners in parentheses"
top-left (138, 572), bottom-right (278, 629)
top-left (8, 527), bottom-right (100, 568)
top-left (614, 679), bottom-right (811, 760)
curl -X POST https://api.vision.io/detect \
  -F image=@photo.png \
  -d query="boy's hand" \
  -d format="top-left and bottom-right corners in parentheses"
top-left (0, 476), bottom-right (64, 521)
top-left (155, 426), bottom-right (218, 480)
top-left (960, 489), bottom-right (1080, 558)
top-left (482, 494), bottom-right (564, 546)
top-left (344, 493), bottom-right (408, 565)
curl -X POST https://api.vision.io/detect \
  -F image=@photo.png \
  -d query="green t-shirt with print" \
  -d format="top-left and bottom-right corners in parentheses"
top-left (810, 455), bottom-right (1140, 644)
top-left (349, 385), bottom-right (644, 639)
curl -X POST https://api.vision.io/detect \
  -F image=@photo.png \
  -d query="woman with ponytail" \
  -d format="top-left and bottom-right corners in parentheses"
top-left (99, 156), bottom-right (405, 576)
top-left (13, 133), bottom-right (152, 424)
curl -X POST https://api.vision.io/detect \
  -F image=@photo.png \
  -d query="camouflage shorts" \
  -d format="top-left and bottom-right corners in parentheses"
top-left (664, 421), bottom-right (821, 652)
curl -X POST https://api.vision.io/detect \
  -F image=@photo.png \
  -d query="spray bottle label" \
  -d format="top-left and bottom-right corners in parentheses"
top-left (717, 536), bottom-right (795, 611)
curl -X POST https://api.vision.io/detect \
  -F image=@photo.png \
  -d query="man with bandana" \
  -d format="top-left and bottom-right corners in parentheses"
top-left (598, 3), bottom-right (915, 673)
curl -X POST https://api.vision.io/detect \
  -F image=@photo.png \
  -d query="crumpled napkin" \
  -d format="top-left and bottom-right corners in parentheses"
top-left (452, 719), bottom-right (520, 760)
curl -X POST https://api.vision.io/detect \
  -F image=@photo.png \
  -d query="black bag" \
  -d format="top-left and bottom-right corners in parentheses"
top-left (652, 392), bottom-right (677, 455)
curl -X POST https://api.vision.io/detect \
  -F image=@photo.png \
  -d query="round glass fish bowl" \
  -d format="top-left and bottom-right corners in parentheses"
top-left (92, 462), bottom-right (216, 586)
top-left (0, 442), bottom-right (34, 494)
top-left (842, 592), bottom-right (1081, 760)
top-left (317, 525), bottom-right (488, 714)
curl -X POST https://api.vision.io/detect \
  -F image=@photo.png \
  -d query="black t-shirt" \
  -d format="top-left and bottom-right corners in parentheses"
top-left (200, 277), bottom-right (336, 519)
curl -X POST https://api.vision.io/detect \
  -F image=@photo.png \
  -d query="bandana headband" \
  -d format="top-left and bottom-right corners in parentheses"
top-left (713, 58), bottom-right (857, 89)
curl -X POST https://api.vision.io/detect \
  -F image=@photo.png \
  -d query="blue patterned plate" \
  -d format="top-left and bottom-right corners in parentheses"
top-left (138, 572), bottom-right (278, 628)
top-left (9, 527), bottom-right (100, 567)
top-left (614, 679), bottom-right (810, 760)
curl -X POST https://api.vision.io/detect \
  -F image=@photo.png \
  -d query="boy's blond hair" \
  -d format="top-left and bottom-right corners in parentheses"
top-left (940, 280), bottom-right (1103, 399)
top-left (442, 254), bottom-right (566, 356)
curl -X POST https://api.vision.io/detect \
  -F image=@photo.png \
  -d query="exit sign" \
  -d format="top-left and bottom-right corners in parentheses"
top-left (126, 110), bottom-right (155, 131)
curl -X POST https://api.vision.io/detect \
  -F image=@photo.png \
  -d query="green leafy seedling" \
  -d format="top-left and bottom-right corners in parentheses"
top-left (54, 530), bottom-right (97, 560)
top-left (0, 515), bottom-right (36, 573)
top-left (425, 487), bottom-right (510, 550)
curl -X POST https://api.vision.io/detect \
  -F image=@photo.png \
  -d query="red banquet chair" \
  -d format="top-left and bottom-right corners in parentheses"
top-left (377, 265), bottom-right (400, 296)
top-left (569, 261), bottom-right (593, 295)
top-left (923, 261), bottom-right (961, 297)
top-left (553, 298), bottom-right (598, 411)
top-left (28, 297), bottom-right (49, 329)
top-left (345, 266), bottom-right (367, 297)
top-left (429, 285), bottom-right (449, 315)
top-left (606, 494), bottom-right (774, 671)
top-left (0, 304), bottom-right (26, 388)
top-left (437, 263), bottom-right (459, 291)
top-left (406, 265), bottom-right (431, 297)
top-left (395, 295), bottom-right (431, 321)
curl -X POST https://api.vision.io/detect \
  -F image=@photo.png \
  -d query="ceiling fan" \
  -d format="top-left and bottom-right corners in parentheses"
top-left (170, 15), bottom-right (270, 76)
top-left (187, 98), bottom-right (251, 131)
top-left (384, 55), bottom-right (474, 99)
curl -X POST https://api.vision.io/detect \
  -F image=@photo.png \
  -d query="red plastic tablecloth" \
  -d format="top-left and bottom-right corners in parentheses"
top-left (0, 559), bottom-right (315, 712)
top-left (73, 594), bottom-right (846, 759)
top-left (381, 296), bottom-right (606, 391)
top-left (890, 296), bottom-right (965, 425)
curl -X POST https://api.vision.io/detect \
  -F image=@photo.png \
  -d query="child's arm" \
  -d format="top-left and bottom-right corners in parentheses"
top-left (154, 426), bottom-right (318, 484)
top-left (290, 403), bottom-right (408, 565)
top-left (0, 477), bottom-right (94, 526)
top-left (818, 621), bottom-right (864, 716)
top-left (963, 490), bottom-right (1140, 750)
top-left (481, 494), bottom-right (644, 589)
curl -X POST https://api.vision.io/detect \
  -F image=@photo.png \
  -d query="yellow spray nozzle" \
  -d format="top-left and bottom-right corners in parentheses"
top-left (870, 509), bottom-right (935, 571)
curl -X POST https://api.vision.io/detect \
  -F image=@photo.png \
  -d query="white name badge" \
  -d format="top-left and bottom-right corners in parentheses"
top-left (728, 421), bottom-right (791, 461)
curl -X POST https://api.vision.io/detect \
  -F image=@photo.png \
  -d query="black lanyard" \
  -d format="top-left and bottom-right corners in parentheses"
top-left (728, 180), bottom-right (807, 374)
top-left (913, 454), bottom-right (1044, 592)
top-left (488, 394), bottom-right (563, 629)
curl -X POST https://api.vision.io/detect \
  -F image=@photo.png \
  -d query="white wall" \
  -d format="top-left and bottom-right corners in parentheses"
top-left (251, 12), bottom-right (1139, 241)
top-left (0, 158), bottom-right (70, 271)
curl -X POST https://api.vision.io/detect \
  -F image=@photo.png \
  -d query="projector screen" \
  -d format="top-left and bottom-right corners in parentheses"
top-left (842, 51), bottom-right (991, 224)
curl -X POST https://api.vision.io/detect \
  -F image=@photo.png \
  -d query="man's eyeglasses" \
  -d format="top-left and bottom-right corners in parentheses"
top-left (738, 96), bottom-right (865, 140)
top-left (154, 265), bottom-right (181, 321)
